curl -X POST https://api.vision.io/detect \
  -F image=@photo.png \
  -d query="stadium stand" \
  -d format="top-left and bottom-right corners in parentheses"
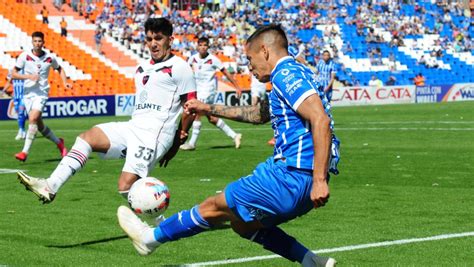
top-left (0, 0), bottom-right (473, 96)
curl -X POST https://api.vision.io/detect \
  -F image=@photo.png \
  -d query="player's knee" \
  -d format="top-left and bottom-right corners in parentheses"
top-left (78, 128), bottom-right (99, 147)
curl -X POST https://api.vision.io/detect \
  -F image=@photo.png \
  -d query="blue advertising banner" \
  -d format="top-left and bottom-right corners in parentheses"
top-left (415, 85), bottom-right (451, 103)
top-left (0, 95), bottom-right (115, 120)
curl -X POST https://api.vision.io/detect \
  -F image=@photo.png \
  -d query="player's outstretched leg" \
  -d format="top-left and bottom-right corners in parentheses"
top-left (118, 193), bottom-right (231, 256)
top-left (234, 222), bottom-right (336, 267)
top-left (209, 116), bottom-right (242, 149)
top-left (17, 127), bottom-right (108, 203)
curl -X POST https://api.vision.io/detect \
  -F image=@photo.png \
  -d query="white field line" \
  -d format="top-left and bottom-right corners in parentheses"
top-left (187, 231), bottom-right (474, 266)
top-left (0, 127), bottom-right (474, 133)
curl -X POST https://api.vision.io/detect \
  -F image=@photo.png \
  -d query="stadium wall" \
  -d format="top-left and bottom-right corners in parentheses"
top-left (0, 84), bottom-right (473, 120)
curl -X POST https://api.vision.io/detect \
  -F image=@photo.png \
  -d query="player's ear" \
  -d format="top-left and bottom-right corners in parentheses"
top-left (262, 45), bottom-right (269, 61)
top-left (169, 35), bottom-right (174, 44)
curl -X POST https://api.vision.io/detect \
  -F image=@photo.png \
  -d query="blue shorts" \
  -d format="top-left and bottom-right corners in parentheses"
top-left (225, 157), bottom-right (315, 227)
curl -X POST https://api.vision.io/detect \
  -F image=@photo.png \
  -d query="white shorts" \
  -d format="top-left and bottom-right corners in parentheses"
top-left (198, 92), bottom-right (217, 104)
top-left (95, 121), bottom-right (173, 178)
top-left (23, 94), bottom-right (48, 113)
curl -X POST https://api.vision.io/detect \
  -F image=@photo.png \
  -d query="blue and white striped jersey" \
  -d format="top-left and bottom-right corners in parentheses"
top-left (7, 69), bottom-right (24, 100)
top-left (316, 59), bottom-right (336, 88)
top-left (269, 56), bottom-right (334, 170)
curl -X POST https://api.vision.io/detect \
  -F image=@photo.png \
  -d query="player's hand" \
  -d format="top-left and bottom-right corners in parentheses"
top-left (64, 83), bottom-right (73, 90)
top-left (311, 179), bottom-right (330, 208)
top-left (179, 130), bottom-right (188, 144)
top-left (184, 99), bottom-right (210, 115)
top-left (29, 74), bottom-right (39, 82)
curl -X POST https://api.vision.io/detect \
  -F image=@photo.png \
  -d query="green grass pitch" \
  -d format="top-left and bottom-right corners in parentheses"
top-left (0, 101), bottom-right (473, 266)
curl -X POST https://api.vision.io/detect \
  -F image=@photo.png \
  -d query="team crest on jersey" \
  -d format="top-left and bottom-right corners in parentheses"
top-left (156, 66), bottom-right (172, 77)
top-left (142, 75), bottom-right (150, 85)
top-left (44, 57), bottom-right (52, 63)
top-left (26, 55), bottom-right (34, 62)
top-left (136, 66), bottom-right (144, 73)
top-left (205, 59), bottom-right (212, 64)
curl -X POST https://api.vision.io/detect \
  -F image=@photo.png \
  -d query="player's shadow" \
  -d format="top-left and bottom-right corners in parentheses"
top-left (45, 235), bottom-right (127, 248)
top-left (208, 145), bottom-right (234, 150)
top-left (46, 225), bottom-right (231, 249)
top-left (43, 158), bottom-right (63, 163)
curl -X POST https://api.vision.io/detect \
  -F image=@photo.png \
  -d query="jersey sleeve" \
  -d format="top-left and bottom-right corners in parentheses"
top-left (272, 68), bottom-right (318, 111)
top-left (15, 52), bottom-right (26, 70)
top-left (51, 55), bottom-right (60, 70)
top-left (173, 60), bottom-right (196, 96)
top-left (212, 56), bottom-right (224, 71)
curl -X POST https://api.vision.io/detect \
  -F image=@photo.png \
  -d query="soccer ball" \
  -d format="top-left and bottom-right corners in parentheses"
top-left (128, 177), bottom-right (170, 218)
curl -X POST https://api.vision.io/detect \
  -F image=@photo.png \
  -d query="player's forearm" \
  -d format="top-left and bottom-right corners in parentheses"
top-left (208, 100), bottom-right (270, 124)
top-left (311, 115), bottom-right (331, 182)
top-left (11, 72), bottom-right (30, 80)
top-left (59, 68), bottom-right (68, 85)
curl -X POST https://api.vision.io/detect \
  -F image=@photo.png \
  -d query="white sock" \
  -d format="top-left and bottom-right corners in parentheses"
top-left (40, 125), bottom-right (60, 144)
top-left (46, 137), bottom-right (92, 193)
top-left (22, 124), bottom-right (38, 153)
top-left (216, 119), bottom-right (237, 139)
top-left (188, 120), bottom-right (202, 147)
top-left (301, 250), bottom-right (316, 267)
top-left (142, 227), bottom-right (161, 247)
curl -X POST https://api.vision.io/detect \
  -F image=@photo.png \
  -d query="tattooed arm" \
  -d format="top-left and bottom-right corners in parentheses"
top-left (185, 99), bottom-right (270, 124)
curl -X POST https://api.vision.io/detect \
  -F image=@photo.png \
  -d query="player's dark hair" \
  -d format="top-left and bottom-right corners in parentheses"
top-left (144, 18), bottom-right (173, 36)
top-left (246, 24), bottom-right (288, 50)
top-left (323, 50), bottom-right (331, 55)
top-left (32, 31), bottom-right (44, 40)
top-left (198, 37), bottom-right (210, 45)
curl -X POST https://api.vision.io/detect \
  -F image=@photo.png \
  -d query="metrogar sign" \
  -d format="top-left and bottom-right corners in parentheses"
top-left (331, 85), bottom-right (416, 106)
top-left (0, 95), bottom-right (115, 120)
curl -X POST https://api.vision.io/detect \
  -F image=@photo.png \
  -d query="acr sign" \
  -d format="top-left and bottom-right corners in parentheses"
top-left (332, 86), bottom-right (415, 106)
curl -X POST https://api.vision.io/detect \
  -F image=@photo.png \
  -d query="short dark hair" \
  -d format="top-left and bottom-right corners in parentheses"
top-left (144, 18), bottom-right (173, 36)
top-left (32, 31), bottom-right (44, 40)
top-left (323, 50), bottom-right (331, 55)
top-left (198, 37), bottom-right (209, 45)
top-left (246, 24), bottom-right (288, 50)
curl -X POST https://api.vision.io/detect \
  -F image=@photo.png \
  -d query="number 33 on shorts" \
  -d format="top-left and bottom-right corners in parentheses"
top-left (134, 146), bottom-right (155, 161)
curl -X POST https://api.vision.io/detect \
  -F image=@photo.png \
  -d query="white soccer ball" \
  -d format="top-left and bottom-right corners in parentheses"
top-left (128, 177), bottom-right (170, 218)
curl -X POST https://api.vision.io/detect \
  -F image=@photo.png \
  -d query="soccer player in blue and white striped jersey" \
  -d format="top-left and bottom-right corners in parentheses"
top-left (117, 24), bottom-right (340, 266)
top-left (4, 69), bottom-right (27, 140)
top-left (316, 50), bottom-right (336, 101)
